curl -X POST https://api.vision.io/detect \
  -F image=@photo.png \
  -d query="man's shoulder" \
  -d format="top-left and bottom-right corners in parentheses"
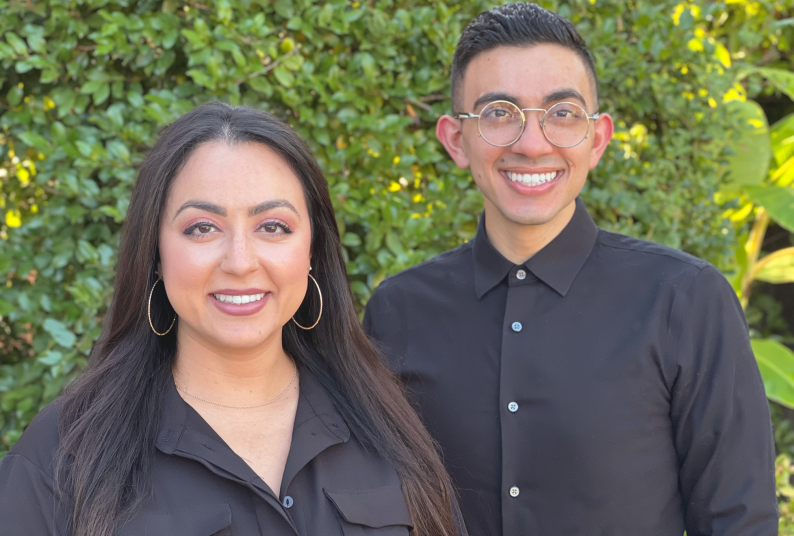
top-left (595, 228), bottom-right (711, 277)
top-left (376, 240), bottom-right (474, 296)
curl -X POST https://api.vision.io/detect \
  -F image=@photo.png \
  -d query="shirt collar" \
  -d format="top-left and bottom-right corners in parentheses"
top-left (473, 197), bottom-right (598, 299)
top-left (157, 360), bottom-right (350, 460)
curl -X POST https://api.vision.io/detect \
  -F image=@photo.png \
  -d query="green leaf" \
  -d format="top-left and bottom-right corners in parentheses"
top-left (273, 65), bottom-right (294, 88)
top-left (186, 69), bottom-right (214, 89)
top-left (42, 318), bottom-right (77, 348)
top-left (342, 232), bottom-right (362, 247)
top-left (5, 32), bottom-right (28, 55)
top-left (385, 232), bottom-right (405, 256)
top-left (755, 249), bottom-right (794, 284)
top-left (17, 131), bottom-right (50, 150)
top-left (753, 338), bottom-right (794, 409)
top-left (723, 100), bottom-right (771, 189)
top-left (742, 67), bottom-right (794, 101)
top-left (745, 186), bottom-right (794, 232)
top-left (80, 80), bottom-right (104, 94)
top-left (771, 113), bottom-right (794, 168)
top-left (6, 85), bottom-right (23, 107)
top-left (37, 351), bottom-right (63, 366)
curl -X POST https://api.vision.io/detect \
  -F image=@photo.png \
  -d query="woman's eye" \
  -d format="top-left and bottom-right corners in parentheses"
top-left (184, 222), bottom-right (218, 236)
top-left (260, 221), bottom-right (292, 234)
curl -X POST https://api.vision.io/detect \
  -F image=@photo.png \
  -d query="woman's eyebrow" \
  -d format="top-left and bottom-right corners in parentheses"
top-left (248, 199), bottom-right (299, 217)
top-left (172, 199), bottom-right (299, 221)
top-left (173, 201), bottom-right (226, 221)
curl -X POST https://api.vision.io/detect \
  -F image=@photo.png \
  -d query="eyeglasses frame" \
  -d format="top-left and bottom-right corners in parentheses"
top-left (455, 100), bottom-right (601, 149)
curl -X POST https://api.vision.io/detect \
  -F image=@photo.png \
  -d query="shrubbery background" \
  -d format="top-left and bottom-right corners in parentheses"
top-left (1, 0), bottom-right (792, 516)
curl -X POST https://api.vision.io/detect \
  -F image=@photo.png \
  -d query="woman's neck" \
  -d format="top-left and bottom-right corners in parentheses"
top-left (172, 325), bottom-right (296, 407)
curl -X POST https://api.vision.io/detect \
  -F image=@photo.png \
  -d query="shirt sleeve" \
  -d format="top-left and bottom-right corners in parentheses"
top-left (669, 265), bottom-right (778, 535)
top-left (0, 453), bottom-right (66, 536)
top-left (362, 286), bottom-right (382, 340)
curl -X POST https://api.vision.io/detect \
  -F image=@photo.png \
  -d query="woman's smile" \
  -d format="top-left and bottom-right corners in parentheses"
top-left (210, 288), bottom-right (270, 316)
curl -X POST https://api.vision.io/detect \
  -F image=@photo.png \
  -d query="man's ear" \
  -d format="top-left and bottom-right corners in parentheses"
top-left (588, 113), bottom-right (614, 170)
top-left (436, 114), bottom-right (471, 170)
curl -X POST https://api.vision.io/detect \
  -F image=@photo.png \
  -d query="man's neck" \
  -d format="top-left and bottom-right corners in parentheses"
top-left (483, 199), bottom-right (577, 265)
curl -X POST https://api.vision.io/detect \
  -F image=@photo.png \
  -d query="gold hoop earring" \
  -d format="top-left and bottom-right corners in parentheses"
top-left (292, 273), bottom-right (323, 330)
top-left (148, 277), bottom-right (176, 336)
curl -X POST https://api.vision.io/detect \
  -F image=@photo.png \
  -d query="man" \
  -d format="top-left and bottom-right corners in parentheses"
top-left (364, 3), bottom-right (778, 535)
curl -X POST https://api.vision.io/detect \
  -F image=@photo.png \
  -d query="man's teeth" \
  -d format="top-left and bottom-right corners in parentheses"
top-left (213, 293), bottom-right (266, 304)
top-left (506, 171), bottom-right (560, 186)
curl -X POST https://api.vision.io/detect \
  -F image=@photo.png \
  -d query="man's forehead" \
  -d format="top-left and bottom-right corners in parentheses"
top-left (461, 44), bottom-right (595, 109)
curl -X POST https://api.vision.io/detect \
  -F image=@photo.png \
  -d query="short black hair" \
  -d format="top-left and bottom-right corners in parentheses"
top-left (451, 3), bottom-right (598, 111)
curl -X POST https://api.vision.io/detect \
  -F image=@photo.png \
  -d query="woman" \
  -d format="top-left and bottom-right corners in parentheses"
top-left (0, 103), bottom-right (464, 536)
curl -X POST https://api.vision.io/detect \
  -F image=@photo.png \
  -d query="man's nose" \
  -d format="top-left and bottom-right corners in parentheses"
top-left (509, 112), bottom-right (554, 157)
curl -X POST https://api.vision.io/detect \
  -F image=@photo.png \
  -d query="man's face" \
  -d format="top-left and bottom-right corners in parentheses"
top-left (438, 44), bottom-right (612, 228)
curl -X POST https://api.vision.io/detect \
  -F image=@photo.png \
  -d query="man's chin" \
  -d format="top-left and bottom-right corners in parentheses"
top-left (497, 203), bottom-right (560, 227)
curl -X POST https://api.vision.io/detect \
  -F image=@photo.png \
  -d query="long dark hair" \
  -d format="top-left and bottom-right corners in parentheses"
top-left (56, 102), bottom-right (458, 536)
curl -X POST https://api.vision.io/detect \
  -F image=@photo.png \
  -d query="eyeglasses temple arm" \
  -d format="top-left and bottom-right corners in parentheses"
top-left (455, 113), bottom-right (479, 120)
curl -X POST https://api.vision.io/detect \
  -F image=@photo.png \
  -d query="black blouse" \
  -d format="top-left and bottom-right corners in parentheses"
top-left (0, 365), bottom-right (464, 536)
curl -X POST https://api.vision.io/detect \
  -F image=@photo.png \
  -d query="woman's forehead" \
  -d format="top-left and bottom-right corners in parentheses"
top-left (167, 141), bottom-right (307, 213)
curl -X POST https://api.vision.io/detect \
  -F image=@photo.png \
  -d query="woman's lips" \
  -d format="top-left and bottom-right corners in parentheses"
top-left (209, 292), bottom-right (269, 316)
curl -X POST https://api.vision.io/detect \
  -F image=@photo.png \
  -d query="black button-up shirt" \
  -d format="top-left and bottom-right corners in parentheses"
top-left (0, 365), bottom-right (425, 535)
top-left (364, 199), bottom-right (778, 536)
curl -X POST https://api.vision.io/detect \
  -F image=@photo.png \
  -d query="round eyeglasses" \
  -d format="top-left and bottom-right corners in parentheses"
top-left (455, 100), bottom-right (600, 148)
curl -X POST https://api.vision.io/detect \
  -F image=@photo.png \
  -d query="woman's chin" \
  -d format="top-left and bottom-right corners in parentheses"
top-left (185, 322), bottom-right (282, 354)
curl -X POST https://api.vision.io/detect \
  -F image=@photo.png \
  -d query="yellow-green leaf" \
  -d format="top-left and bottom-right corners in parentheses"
top-left (723, 100), bottom-right (771, 190)
top-left (753, 338), bottom-right (794, 409)
top-left (745, 186), bottom-right (794, 233)
top-left (754, 249), bottom-right (794, 284)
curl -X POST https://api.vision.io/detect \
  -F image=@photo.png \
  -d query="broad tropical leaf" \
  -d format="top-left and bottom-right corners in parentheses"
top-left (723, 100), bottom-right (772, 190)
top-left (753, 338), bottom-right (794, 409)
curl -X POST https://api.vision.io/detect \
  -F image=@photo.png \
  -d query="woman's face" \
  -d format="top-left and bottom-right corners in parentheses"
top-left (158, 141), bottom-right (312, 353)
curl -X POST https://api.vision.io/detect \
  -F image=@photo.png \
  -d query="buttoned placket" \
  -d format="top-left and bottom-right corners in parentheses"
top-left (499, 264), bottom-right (541, 533)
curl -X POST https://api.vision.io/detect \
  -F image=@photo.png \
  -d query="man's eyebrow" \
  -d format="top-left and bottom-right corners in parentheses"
top-left (542, 89), bottom-right (588, 108)
top-left (470, 89), bottom-right (590, 112)
top-left (248, 199), bottom-right (299, 217)
top-left (173, 201), bottom-right (226, 221)
top-left (472, 92), bottom-right (521, 111)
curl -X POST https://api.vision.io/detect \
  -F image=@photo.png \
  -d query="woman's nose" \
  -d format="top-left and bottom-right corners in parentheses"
top-left (220, 231), bottom-right (258, 276)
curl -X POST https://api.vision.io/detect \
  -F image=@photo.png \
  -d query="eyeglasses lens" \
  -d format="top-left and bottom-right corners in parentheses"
top-left (479, 102), bottom-right (523, 146)
top-left (478, 101), bottom-right (590, 148)
top-left (543, 102), bottom-right (589, 148)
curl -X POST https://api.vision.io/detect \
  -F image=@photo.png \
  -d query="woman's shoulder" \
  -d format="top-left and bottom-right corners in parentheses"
top-left (5, 398), bottom-right (63, 478)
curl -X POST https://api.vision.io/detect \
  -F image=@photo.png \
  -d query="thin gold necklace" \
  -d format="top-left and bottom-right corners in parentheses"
top-left (176, 364), bottom-right (298, 409)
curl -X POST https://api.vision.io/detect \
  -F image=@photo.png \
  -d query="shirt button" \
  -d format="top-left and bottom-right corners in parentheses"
top-left (516, 269), bottom-right (527, 280)
top-left (511, 322), bottom-right (522, 332)
top-left (509, 486), bottom-right (520, 498)
top-left (283, 496), bottom-right (293, 508)
top-left (508, 401), bottom-right (519, 413)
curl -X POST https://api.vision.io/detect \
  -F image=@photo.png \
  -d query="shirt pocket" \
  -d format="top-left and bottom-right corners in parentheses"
top-left (324, 485), bottom-right (413, 536)
top-left (117, 503), bottom-right (232, 536)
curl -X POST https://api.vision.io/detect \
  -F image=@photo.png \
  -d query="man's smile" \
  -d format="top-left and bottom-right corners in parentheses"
top-left (504, 169), bottom-right (563, 187)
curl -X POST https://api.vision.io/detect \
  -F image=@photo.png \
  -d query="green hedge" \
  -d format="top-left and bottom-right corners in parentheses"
top-left (0, 0), bottom-right (741, 455)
